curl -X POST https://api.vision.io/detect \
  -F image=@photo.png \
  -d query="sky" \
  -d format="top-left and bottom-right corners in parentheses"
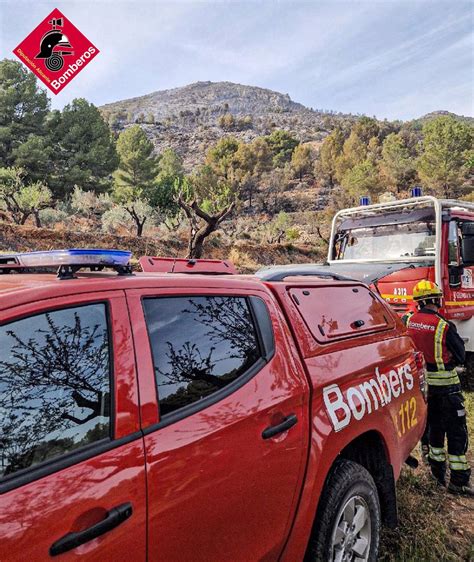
top-left (1, 0), bottom-right (473, 121)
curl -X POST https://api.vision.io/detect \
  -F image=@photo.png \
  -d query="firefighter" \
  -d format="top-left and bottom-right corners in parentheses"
top-left (403, 280), bottom-right (473, 496)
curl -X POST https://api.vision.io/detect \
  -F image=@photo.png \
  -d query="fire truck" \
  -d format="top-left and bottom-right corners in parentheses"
top-left (322, 194), bottom-right (474, 384)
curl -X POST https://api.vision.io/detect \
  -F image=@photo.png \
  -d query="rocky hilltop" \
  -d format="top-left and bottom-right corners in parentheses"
top-left (100, 81), bottom-right (356, 169)
top-left (100, 81), bottom-right (472, 170)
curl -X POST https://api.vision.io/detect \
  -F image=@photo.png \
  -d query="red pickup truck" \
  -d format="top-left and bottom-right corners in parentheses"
top-left (0, 251), bottom-right (427, 562)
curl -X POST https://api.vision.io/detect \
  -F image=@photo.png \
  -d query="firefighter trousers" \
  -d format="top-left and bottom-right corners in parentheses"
top-left (427, 389), bottom-right (471, 486)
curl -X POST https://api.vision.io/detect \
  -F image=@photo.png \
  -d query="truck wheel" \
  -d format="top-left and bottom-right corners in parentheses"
top-left (306, 459), bottom-right (381, 562)
top-left (460, 352), bottom-right (474, 391)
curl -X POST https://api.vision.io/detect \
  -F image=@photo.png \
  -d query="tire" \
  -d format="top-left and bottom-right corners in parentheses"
top-left (460, 352), bottom-right (474, 391)
top-left (305, 459), bottom-right (381, 562)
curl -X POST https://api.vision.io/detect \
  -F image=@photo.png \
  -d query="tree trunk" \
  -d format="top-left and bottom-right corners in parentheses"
top-left (136, 218), bottom-right (145, 237)
top-left (178, 197), bottom-right (235, 260)
top-left (33, 210), bottom-right (41, 228)
top-left (188, 219), bottom-right (218, 259)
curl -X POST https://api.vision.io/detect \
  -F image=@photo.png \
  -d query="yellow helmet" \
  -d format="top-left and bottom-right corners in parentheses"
top-left (413, 280), bottom-right (443, 302)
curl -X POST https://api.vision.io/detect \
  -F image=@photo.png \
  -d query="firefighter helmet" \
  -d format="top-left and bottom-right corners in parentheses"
top-left (35, 30), bottom-right (72, 59)
top-left (413, 280), bottom-right (443, 302)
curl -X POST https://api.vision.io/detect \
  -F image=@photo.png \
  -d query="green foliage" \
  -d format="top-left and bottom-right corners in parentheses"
top-left (205, 136), bottom-right (240, 181)
top-left (0, 60), bottom-right (49, 166)
top-left (218, 113), bottom-right (235, 131)
top-left (38, 208), bottom-right (69, 227)
top-left (48, 99), bottom-right (118, 197)
top-left (70, 186), bottom-right (112, 219)
top-left (157, 148), bottom-right (184, 183)
top-left (101, 200), bottom-right (159, 236)
top-left (417, 116), bottom-right (473, 198)
top-left (187, 165), bottom-right (235, 215)
top-left (152, 148), bottom-right (183, 218)
top-left (11, 134), bottom-right (52, 183)
top-left (264, 130), bottom-right (299, 167)
top-left (0, 166), bottom-right (52, 226)
top-left (341, 159), bottom-right (380, 203)
top-left (114, 125), bottom-right (156, 202)
top-left (291, 143), bottom-right (313, 180)
top-left (264, 211), bottom-right (299, 244)
top-left (113, 125), bottom-right (159, 236)
top-left (318, 128), bottom-right (344, 186)
top-left (351, 116), bottom-right (380, 144)
top-left (380, 133), bottom-right (417, 193)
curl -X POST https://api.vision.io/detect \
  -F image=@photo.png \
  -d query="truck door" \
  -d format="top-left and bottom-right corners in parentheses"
top-left (127, 287), bottom-right (309, 562)
top-left (0, 292), bottom-right (146, 561)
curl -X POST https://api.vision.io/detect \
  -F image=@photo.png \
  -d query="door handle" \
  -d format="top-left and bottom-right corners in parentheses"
top-left (50, 502), bottom-right (133, 556)
top-left (262, 414), bottom-right (298, 439)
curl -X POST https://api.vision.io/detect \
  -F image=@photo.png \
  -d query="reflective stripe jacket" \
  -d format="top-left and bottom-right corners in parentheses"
top-left (404, 308), bottom-right (465, 383)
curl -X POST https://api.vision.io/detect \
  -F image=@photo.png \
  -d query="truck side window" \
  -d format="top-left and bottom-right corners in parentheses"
top-left (143, 296), bottom-right (261, 417)
top-left (0, 304), bottom-right (111, 480)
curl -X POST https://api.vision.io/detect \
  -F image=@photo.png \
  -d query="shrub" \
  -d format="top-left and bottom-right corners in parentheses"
top-left (38, 208), bottom-right (69, 227)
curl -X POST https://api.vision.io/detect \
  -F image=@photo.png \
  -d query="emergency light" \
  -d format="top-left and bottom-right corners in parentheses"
top-left (411, 186), bottom-right (423, 197)
top-left (0, 249), bottom-right (133, 279)
top-left (14, 249), bottom-right (132, 268)
top-left (359, 196), bottom-right (371, 206)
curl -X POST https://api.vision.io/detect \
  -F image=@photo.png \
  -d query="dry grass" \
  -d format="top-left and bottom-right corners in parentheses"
top-left (380, 392), bottom-right (474, 561)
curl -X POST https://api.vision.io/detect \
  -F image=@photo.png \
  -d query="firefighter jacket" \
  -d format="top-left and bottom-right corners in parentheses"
top-left (403, 307), bottom-right (465, 387)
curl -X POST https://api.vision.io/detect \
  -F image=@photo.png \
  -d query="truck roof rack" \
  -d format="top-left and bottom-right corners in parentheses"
top-left (255, 265), bottom-right (356, 282)
top-left (0, 249), bottom-right (133, 279)
top-left (139, 256), bottom-right (238, 275)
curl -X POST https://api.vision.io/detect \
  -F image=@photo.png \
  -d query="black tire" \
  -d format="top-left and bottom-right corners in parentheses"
top-left (460, 352), bottom-right (474, 391)
top-left (305, 459), bottom-right (381, 562)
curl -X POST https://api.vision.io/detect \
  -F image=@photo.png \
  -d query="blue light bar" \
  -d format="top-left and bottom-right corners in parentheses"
top-left (360, 196), bottom-right (371, 206)
top-left (15, 249), bottom-right (132, 268)
top-left (411, 186), bottom-right (423, 197)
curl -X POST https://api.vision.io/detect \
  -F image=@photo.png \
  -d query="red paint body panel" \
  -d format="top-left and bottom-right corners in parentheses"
top-left (127, 285), bottom-right (310, 562)
top-left (0, 271), bottom-right (427, 561)
top-left (0, 441), bottom-right (147, 561)
top-left (0, 291), bottom-right (146, 561)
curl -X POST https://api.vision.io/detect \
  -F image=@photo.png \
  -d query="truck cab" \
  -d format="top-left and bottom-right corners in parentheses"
top-left (325, 196), bottom-right (474, 382)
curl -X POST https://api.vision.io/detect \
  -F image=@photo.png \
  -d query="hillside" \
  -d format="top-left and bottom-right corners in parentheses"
top-left (100, 81), bottom-right (356, 170)
top-left (413, 110), bottom-right (474, 126)
top-left (100, 81), bottom-right (472, 171)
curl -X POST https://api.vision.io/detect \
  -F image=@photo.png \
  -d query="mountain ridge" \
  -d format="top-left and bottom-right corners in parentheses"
top-left (99, 81), bottom-right (472, 169)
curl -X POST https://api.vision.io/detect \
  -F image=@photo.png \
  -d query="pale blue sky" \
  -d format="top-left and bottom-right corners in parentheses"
top-left (1, 0), bottom-right (473, 120)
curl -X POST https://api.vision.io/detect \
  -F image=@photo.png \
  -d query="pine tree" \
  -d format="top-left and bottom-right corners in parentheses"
top-left (48, 99), bottom-right (118, 197)
top-left (417, 116), bottom-right (473, 198)
top-left (113, 125), bottom-right (157, 236)
top-left (0, 60), bottom-right (49, 167)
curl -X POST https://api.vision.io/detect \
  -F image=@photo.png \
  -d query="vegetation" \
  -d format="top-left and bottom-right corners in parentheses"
top-left (0, 58), bottom-right (473, 257)
top-left (0, 59), bottom-right (473, 560)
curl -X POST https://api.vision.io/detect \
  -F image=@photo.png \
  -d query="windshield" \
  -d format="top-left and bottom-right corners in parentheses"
top-left (334, 221), bottom-right (436, 261)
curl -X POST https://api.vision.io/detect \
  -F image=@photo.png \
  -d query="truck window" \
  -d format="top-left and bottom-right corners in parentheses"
top-left (0, 304), bottom-right (111, 480)
top-left (143, 296), bottom-right (262, 417)
top-left (334, 221), bottom-right (436, 260)
top-left (289, 285), bottom-right (392, 343)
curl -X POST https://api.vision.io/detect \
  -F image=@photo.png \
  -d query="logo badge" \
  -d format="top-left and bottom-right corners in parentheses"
top-left (13, 9), bottom-right (99, 94)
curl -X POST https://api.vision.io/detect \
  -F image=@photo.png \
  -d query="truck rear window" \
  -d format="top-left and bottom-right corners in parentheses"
top-left (289, 285), bottom-right (392, 343)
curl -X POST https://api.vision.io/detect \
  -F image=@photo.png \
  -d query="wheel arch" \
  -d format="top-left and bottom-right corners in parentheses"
top-left (338, 430), bottom-right (397, 528)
